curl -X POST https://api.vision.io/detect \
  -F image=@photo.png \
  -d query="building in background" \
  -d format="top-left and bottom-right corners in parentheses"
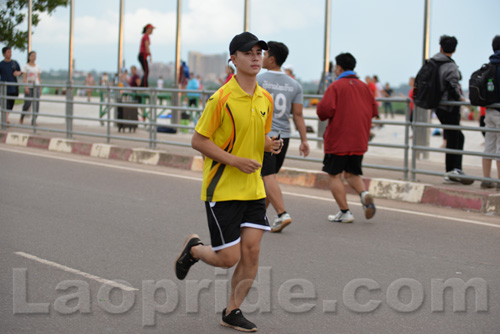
top-left (188, 51), bottom-right (227, 83)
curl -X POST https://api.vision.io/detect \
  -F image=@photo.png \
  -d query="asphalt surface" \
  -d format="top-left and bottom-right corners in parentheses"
top-left (1, 146), bottom-right (499, 334)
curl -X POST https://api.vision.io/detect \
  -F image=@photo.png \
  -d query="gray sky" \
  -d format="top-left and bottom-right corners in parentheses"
top-left (7, 0), bottom-right (500, 86)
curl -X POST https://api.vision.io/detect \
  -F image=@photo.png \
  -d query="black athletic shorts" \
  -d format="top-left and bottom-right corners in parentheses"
top-left (322, 154), bottom-right (363, 176)
top-left (261, 138), bottom-right (290, 177)
top-left (204, 199), bottom-right (270, 251)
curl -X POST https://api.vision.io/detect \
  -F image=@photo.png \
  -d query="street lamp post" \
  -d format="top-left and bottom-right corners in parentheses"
top-left (28, 0), bottom-right (32, 53)
top-left (172, 0), bottom-right (182, 125)
top-left (415, 0), bottom-right (432, 159)
top-left (66, 0), bottom-right (74, 139)
top-left (117, 0), bottom-right (124, 77)
top-left (244, 0), bottom-right (249, 32)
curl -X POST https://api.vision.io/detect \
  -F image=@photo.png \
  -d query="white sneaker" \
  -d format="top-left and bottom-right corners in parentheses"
top-left (360, 191), bottom-right (376, 220)
top-left (328, 211), bottom-right (354, 223)
top-left (271, 213), bottom-right (292, 233)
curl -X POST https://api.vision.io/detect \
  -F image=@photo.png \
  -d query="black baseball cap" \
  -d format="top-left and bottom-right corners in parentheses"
top-left (229, 32), bottom-right (268, 55)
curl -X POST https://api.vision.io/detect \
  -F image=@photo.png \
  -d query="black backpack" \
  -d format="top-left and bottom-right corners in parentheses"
top-left (468, 63), bottom-right (500, 106)
top-left (413, 59), bottom-right (446, 109)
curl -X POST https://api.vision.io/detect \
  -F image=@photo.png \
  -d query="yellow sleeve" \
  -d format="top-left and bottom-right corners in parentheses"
top-left (195, 91), bottom-right (223, 138)
top-left (263, 90), bottom-right (274, 134)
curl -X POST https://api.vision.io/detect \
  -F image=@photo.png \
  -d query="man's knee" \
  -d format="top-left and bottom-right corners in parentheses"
top-left (344, 172), bottom-right (359, 179)
top-left (240, 242), bottom-right (261, 266)
top-left (220, 252), bottom-right (240, 268)
top-left (217, 247), bottom-right (240, 268)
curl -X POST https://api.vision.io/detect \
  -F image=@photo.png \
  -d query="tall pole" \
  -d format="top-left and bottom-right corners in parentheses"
top-left (27, 0), bottom-right (32, 53)
top-left (174, 0), bottom-right (181, 89)
top-left (416, 0), bottom-right (431, 159)
top-left (317, 0), bottom-right (331, 149)
top-left (322, 0), bottom-right (331, 89)
top-left (117, 0), bottom-right (124, 76)
top-left (243, 0), bottom-right (249, 32)
top-left (172, 0), bottom-right (182, 124)
top-left (68, 0), bottom-right (74, 83)
top-left (65, 0), bottom-right (75, 139)
top-left (422, 0), bottom-right (431, 63)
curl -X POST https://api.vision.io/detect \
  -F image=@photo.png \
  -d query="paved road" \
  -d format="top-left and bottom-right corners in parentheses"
top-left (1, 146), bottom-right (499, 334)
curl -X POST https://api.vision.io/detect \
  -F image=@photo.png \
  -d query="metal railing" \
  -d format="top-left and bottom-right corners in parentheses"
top-left (1, 81), bottom-right (500, 184)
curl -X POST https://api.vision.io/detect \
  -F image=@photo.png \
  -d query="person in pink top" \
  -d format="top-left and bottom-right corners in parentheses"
top-left (138, 24), bottom-right (155, 87)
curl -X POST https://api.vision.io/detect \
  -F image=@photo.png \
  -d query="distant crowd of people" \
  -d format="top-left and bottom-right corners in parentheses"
top-left (1, 25), bottom-right (500, 333)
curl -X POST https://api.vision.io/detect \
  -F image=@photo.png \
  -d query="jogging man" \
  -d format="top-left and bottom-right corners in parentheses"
top-left (316, 52), bottom-right (378, 223)
top-left (257, 41), bottom-right (309, 232)
top-left (175, 32), bottom-right (282, 332)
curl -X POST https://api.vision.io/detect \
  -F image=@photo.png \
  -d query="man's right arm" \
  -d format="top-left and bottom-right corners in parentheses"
top-left (316, 86), bottom-right (336, 121)
top-left (192, 131), bottom-right (261, 174)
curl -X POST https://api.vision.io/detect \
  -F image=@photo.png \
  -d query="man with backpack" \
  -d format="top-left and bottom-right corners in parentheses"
top-left (431, 35), bottom-right (472, 185)
top-left (479, 35), bottom-right (500, 189)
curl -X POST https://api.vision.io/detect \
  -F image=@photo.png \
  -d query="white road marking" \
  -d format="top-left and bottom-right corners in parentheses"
top-left (2, 146), bottom-right (499, 229)
top-left (14, 251), bottom-right (138, 291)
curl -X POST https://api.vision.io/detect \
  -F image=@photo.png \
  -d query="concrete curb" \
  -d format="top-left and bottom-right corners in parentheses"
top-left (2, 131), bottom-right (498, 215)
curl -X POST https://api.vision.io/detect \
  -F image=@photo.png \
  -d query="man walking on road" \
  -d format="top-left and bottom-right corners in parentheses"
top-left (257, 41), bottom-right (309, 233)
top-left (317, 53), bottom-right (378, 223)
top-left (431, 35), bottom-right (472, 185)
top-left (175, 32), bottom-right (282, 332)
top-left (0, 46), bottom-right (22, 124)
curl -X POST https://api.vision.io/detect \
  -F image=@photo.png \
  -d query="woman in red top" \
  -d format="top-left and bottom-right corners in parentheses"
top-left (138, 24), bottom-right (155, 87)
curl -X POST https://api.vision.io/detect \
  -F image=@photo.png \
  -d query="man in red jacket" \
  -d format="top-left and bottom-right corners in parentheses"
top-left (316, 53), bottom-right (378, 223)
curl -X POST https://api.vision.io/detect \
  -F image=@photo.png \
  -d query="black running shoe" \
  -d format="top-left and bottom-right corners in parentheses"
top-left (220, 308), bottom-right (257, 332)
top-left (175, 234), bottom-right (203, 280)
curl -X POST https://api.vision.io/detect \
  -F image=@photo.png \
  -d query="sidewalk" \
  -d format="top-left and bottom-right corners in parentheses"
top-left (1, 95), bottom-right (499, 215)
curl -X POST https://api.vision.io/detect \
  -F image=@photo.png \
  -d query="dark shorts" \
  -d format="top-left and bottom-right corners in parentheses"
top-left (204, 199), bottom-right (270, 251)
top-left (322, 154), bottom-right (363, 176)
top-left (261, 138), bottom-right (290, 176)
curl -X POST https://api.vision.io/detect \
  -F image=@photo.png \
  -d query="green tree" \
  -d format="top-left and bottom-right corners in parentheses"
top-left (0, 0), bottom-right (69, 51)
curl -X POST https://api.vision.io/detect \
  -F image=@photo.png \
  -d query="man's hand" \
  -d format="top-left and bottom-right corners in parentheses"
top-left (234, 156), bottom-right (261, 174)
top-left (299, 141), bottom-right (310, 157)
top-left (270, 134), bottom-right (283, 155)
top-left (14, 71), bottom-right (22, 77)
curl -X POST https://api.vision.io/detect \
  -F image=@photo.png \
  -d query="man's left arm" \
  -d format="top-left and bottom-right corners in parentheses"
top-left (263, 97), bottom-right (282, 154)
top-left (13, 61), bottom-right (22, 77)
top-left (444, 67), bottom-right (465, 102)
top-left (291, 103), bottom-right (310, 157)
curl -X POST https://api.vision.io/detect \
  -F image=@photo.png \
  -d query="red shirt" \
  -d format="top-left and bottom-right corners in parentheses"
top-left (408, 88), bottom-right (414, 111)
top-left (317, 75), bottom-right (378, 155)
top-left (223, 73), bottom-right (234, 85)
top-left (140, 34), bottom-right (150, 55)
top-left (480, 106), bottom-right (486, 117)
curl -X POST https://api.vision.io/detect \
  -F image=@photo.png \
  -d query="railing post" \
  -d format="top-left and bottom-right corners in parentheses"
top-left (32, 82), bottom-right (39, 134)
top-left (106, 86), bottom-right (111, 144)
top-left (403, 98), bottom-right (411, 181)
top-left (0, 83), bottom-right (6, 130)
top-left (65, 83), bottom-right (74, 139)
top-left (411, 111), bottom-right (418, 182)
top-left (151, 89), bottom-right (157, 149)
top-left (414, 106), bottom-right (430, 159)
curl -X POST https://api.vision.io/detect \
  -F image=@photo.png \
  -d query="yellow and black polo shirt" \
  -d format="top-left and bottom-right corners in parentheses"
top-left (195, 76), bottom-right (273, 202)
